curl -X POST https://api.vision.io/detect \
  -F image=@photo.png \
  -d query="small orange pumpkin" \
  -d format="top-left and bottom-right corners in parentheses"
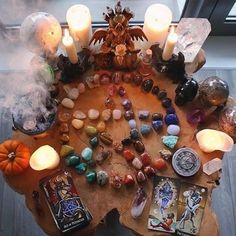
top-left (0, 140), bottom-right (30, 175)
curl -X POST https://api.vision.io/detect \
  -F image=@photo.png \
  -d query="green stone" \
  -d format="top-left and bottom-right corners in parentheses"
top-left (65, 155), bottom-right (80, 166)
top-left (161, 135), bottom-right (179, 149)
top-left (60, 145), bottom-right (74, 158)
top-left (85, 171), bottom-right (97, 183)
top-left (84, 125), bottom-right (98, 137)
top-left (75, 163), bottom-right (87, 174)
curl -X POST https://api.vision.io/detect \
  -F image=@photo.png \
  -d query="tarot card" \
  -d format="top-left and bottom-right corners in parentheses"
top-left (148, 175), bottom-right (180, 233)
top-left (176, 182), bottom-right (208, 236)
top-left (39, 170), bottom-right (92, 233)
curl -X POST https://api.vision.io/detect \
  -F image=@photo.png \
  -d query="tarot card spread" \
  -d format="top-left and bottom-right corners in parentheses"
top-left (148, 176), bottom-right (180, 233)
top-left (176, 183), bottom-right (207, 236)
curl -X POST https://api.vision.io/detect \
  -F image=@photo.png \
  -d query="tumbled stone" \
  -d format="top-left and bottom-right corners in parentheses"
top-left (113, 109), bottom-right (122, 120)
top-left (87, 159), bottom-right (97, 168)
top-left (100, 74), bottom-right (111, 84)
top-left (142, 79), bottom-right (154, 92)
top-left (61, 98), bottom-right (74, 109)
top-left (89, 136), bottom-right (99, 148)
top-left (78, 83), bottom-right (86, 94)
top-left (123, 73), bottom-right (132, 83)
top-left (123, 174), bottom-right (135, 186)
top-left (110, 173), bottom-right (123, 189)
top-left (84, 125), bottom-right (98, 137)
top-left (97, 170), bottom-right (109, 186)
top-left (121, 99), bottom-right (132, 110)
top-left (113, 141), bottom-right (124, 153)
top-left (152, 113), bottom-right (163, 121)
top-left (136, 170), bottom-right (146, 183)
top-left (158, 90), bottom-right (167, 100)
top-left (152, 85), bottom-right (160, 95)
top-left (133, 140), bottom-right (145, 154)
top-left (159, 149), bottom-right (172, 160)
top-left (73, 110), bottom-right (87, 119)
top-left (165, 114), bottom-right (179, 125)
top-left (162, 98), bottom-right (172, 108)
top-left (65, 155), bottom-right (80, 166)
top-left (107, 84), bottom-right (117, 97)
top-left (58, 112), bottom-right (71, 123)
top-left (59, 123), bottom-right (69, 134)
top-left (124, 110), bottom-right (135, 121)
top-left (72, 119), bottom-right (84, 130)
top-left (85, 171), bottom-right (97, 183)
top-left (95, 150), bottom-right (112, 165)
top-left (152, 120), bottom-right (163, 132)
top-left (81, 147), bottom-right (93, 161)
top-left (68, 88), bottom-right (79, 100)
top-left (130, 128), bottom-right (140, 140)
top-left (102, 109), bottom-right (112, 121)
top-left (96, 121), bottom-right (106, 133)
top-left (112, 71), bottom-right (123, 84)
top-left (118, 86), bottom-right (126, 97)
top-left (161, 135), bottom-right (179, 149)
top-left (166, 107), bottom-right (176, 114)
top-left (140, 124), bottom-right (152, 136)
top-left (128, 119), bottom-right (136, 129)
top-left (132, 74), bottom-right (143, 86)
top-left (60, 134), bottom-right (70, 144)
top-left (132, 157), bottom-right (143, 170)
top-left (104, 96), bottom-right (115, 109)
top-left (88, 109), bottom-right (100, 120)
top-left (123, 149), bottom-right (135, 161)
top-left (144, 166), bottom-right (156, 177)
top-left (140, 152), bottom-right (152, 166)
top-left (100, 132), bottom-right (113, 145)
top-left (138, 110), bottom-right (150, 120)
top-left (122, 137), bottom-right (132, 146)
top-left (152, 158), bottom-right (167, 170)
top-left (75, 162), bottom-right (87, 174)
top-left (60, 145), bottom-right (74, 158)
top-left (167, 124), bottom-right (180, 136)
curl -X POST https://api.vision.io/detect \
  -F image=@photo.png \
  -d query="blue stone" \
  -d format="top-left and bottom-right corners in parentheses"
top-left (130, 128), bottom-right (140, 140)
top-left (138, 110), bottom-right (150, 120)
top-left (152, 120), bottom-right (163, 132)
top-left (166, 107), bottom-right (176, 114)
top-left (75, 163), bottom-right (87, 174)
top-left (140, 124), bottom-right (152, 136)
top-left (161, 135), bottom-right (179, 149)
top-left (165, 114), bottom-right (179, 125)
top-left (81, 147), bottom-right (93, 161)
top-left (128, 119), bottom-right (136, 129)
top-left (89, 136), bottom-right (99, 148)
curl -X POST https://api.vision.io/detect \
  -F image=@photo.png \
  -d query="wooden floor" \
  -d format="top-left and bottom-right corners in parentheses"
top-left (0, 69), bottom-right (235, 236)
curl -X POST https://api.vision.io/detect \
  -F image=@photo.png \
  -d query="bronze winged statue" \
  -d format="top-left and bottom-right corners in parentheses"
top-left (89, 1), bottom-right (147, 70)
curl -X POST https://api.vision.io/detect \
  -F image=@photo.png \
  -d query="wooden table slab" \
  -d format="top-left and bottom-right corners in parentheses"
top-left (5, 69), bottom-right (221, 236)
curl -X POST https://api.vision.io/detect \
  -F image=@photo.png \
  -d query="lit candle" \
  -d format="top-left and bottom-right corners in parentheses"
top-left (143, 4), bottom-right (172, 50)
top-left (66, 4), bottom-right (92, 48)
top-left (30, 145), bottom-right (60, 170)
top-left (162, 26), bottom-right (178, 61)
top-left (196, 129), bottom-right (234, 153)
top-left (62, 29), bottom-right (78, 64)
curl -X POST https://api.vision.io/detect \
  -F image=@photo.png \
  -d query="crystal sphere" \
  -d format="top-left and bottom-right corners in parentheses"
top-left (198, 76), bottom-right (229, 106)
top-left (20, 12), bottom-right (62, 55)
top-left (219, 106), bottom-right (236, 141)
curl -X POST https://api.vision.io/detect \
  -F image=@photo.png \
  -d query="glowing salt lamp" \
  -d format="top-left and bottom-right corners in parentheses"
top-left (196, 129), bottom-right (234, 153)
top-left (30, 145), bottom-right (60, 170)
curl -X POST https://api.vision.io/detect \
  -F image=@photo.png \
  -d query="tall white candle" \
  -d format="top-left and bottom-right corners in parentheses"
top-left (143, 4), bottom-right (172, 50)
top-left (162, 26), bottom-right (178, 61)
top-left (62, 29), bottom-right (78, 64)
top-left (66, 4), bottom-right (92, 48)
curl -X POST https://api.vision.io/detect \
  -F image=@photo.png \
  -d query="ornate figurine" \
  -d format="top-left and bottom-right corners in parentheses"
top-left (89, 1), bottom-right (147, 70)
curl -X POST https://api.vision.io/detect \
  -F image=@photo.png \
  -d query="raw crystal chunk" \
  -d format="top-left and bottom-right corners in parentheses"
top-left (174, 18), bottom-right (211, 63)
top-left (203, 158), bottom-right (222, 175)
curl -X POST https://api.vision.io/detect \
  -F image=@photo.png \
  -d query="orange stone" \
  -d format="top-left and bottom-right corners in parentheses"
top-left (152, 158), bottom-right (167, 170)
top-left (123, 149), bottom-right (135, 161)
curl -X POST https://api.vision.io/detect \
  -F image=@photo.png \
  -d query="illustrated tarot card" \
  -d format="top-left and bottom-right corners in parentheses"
top-left (39, 170), bottom-right (92, 233)
top-left (176, 182), bottom-right (208, 236)
top-left (148, 175), bottom-right (180, 233)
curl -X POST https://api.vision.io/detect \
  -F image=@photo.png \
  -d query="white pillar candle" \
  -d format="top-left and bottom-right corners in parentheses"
top-left (162, 26), bottom-right (178, 61)
top-left (30, 145), bottom-right (60, 170)
top-left (66, 4), bottom-right (92, 48)
top-left (143, 4), bottom-right (172, 50)
top-left (62, 29), bottom-right (78, 64)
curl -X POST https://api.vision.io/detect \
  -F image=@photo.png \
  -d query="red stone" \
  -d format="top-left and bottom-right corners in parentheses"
top-left (140, 152), bottom-right (152, 166)
top-left (123, 149), bottom-right (135, 161)
top-left (144, 166), bottom-right (156, 177)
top-left (152, 158), bottom-right (167, 171)
top-left (136, 170), bottom-right (147, 183)
top-left (123, 174), bottom-right (135, 186)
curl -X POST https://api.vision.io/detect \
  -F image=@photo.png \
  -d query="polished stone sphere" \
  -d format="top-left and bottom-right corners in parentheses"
top-left (198, 76), bottom-right (229, 106)
top-left (20, 12), bottom-right (62, 55)
top-left (219, 106), bottom-right (236, 141)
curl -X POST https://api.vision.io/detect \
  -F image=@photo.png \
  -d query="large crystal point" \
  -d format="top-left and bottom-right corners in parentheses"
top-left (174, 18), bottom-right (211, 63)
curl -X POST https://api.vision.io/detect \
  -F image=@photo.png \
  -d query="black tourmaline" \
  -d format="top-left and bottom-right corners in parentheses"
top-left (161, 98), bottom-right (172, 108)
top-left (151, 85), bottom-right (160, 95)
top-left (142, 79), bottom-right (154, 92)
top-left (158, 90), bottom-right (167, 100)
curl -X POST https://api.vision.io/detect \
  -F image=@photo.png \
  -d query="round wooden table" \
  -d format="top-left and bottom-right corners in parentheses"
top-left (5, 69), bottom-right (221, 236)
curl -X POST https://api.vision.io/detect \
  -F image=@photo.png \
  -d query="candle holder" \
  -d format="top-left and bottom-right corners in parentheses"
top-left (57, 48), bottom-right (91, 83)
top-left (150, 44), bottom-right (186, 84)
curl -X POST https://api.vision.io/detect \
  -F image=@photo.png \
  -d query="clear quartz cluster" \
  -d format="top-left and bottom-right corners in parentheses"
top-left (174, 18), bottom-right (211, 62)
